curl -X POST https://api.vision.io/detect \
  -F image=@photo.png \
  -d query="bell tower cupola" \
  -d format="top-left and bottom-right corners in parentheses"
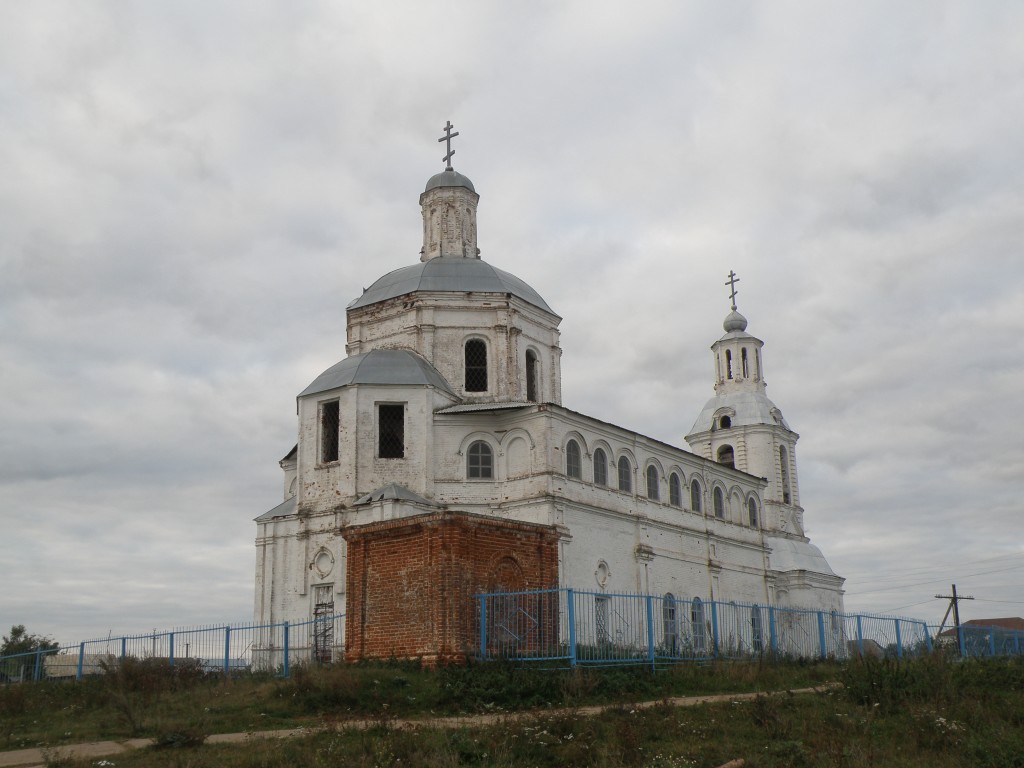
top-left (686, 271), bottom-right (804, 537)
top-left (420, 121), bottom-right (480, 261)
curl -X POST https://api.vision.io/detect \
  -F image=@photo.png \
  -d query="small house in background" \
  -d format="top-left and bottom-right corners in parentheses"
top-left (936, 618), bottom-right (1024, 655)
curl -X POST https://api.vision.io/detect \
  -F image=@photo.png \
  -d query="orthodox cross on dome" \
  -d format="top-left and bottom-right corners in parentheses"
top-left (438, 120), bottom-right (459, 171)
top-left (725, 270), bottom-right (740, 311)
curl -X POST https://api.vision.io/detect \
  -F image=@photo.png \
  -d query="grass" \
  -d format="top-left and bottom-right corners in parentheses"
top-left (4, 654), bottom-right (1024, 767)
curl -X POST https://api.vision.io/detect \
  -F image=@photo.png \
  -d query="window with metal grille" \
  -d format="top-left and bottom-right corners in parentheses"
top-left (467, 440), bottom-right (493, 479)
top-left (663, 593), bottom-right (678, 654)
top-left (526, 349), bottom-right (538, 402)
top-left (691, 597), bottom-right (706, 652)
top-left (690, 479), bottom-right (702, 512)
top-left (617, 456), bottom-right (631, 492)
top-left (714, 487), bottom-right (725, 519)
top-left (593, 448), bottom-right (607, 486)
top-left (646, 465), bottom-right (659, 500)
top-left (377, 404), bottom-right (404, 458)
top-left (320, 400), bottom-right (340, 463)
top-left (565, 439), bottom-right (581, 479)
top-left (464, 339), bottom-right (488, 392)
top-left (669, 473), bottom-right (682, 507)
top-left (595, 596), bottom-right (610, 643)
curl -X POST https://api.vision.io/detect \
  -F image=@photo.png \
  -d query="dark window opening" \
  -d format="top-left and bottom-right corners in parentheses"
top-left (663, 594), bottom-right (678, 654)
top-left (646, 465), bottom-right (659, 500)
top-left (748, 497), bottom-right (759, 527)
top-left (377, 404), bottom-right (404, 458)
top-left (566, 439), bottom-right (582, 479)
top-left (692, 597), bottom-right (706, 652)
top-left (726, 349), bottom-right (733, 379)
top-left (617, 456), bottom-right (632, 492)
top-left (717, 444), bottom-right (735, 469)
top-left (468, 440), bottom-right (493, 479)
top-left (780, 446), bottom-right (792, 504)
top-left (320, 400), bottom-right (339, 463)
top-left (713, 487), bottom-right (725, 519)
top-left (669, 473), bottom-right (682, 507)
top-left (751, 608), bottom-right (763, 653)
top-left (690, 479), bottom-right (702, 512)
top-left (526, 350), bottom-right (539, 402)
top-left (593, 448), bottom-right (608, 486)
top-left (720, 415), bottom-right (732, 429)
top-left (741, 347), bottom-right (749, 378)
top-left (465, 339), bottom-right (488, 392)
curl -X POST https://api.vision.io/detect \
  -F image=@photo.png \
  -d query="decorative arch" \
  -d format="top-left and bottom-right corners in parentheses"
top-left (730, 490), bottom-right (744, 523)
top-left (506, 436), bottom-right (530, 478)
top-left (712, 485), bottom-right (726, 519)
top-left (747, 494), bottom-right (760, 527)
top-left (690, 477), bottom-right (703, 513)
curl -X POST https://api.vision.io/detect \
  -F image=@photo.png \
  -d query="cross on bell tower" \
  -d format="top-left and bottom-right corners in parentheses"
top-left (725, 270), bottom-right (740, 311)
top-left (438, 120), bottom-right (459, 171)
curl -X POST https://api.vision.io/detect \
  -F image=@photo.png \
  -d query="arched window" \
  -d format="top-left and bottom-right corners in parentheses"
top-left (719, 415), bottom-right (731, 429)
top-left (690, 479), bottom-right (702, 512)
top-left (646, 465), bottom-right (659, 500)
top-left (741, 347), bottom-right (749, 378)
top-left (467, 441), bottom-right (493, 479)
top-left (525, 349), bottom-right (539, 402)
top-left (780, 445), bottom-right (792, 504)
top-left (565, 439), bottom-right (581, 479)
top-left (751, 607), bottom-right (764, 653)
top-left (663, 593), bottom-right (678, 654)
top-left (713, 487), bottom-right (725, 519)
top-left (691, 597), bottom-right (706, 652)
top-left (617, 456), bottom-right (632, 492)
top-left (464, 339), bottom-right (488, 392)
top-left (725, 349), bottom-right (733, 379)
top-left (593, 448), bottom-right (608, 486)
top-left (717, 444), bottom-right (735, 469)
top-left (748, 497), bottom-right (759, 527)
top-left (669, 473), bottom-right (682, 507)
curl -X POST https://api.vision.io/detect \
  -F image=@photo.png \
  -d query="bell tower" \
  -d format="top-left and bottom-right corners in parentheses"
top-left (685, 272), bottom-right (804, 536)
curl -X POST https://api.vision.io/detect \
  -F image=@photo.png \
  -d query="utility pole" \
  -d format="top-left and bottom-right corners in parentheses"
top-left (935, 583), bottom-right (975, 656)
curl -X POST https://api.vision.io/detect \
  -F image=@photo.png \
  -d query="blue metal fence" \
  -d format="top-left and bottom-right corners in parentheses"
top-left (477, 589), bottom-right (945, 668)
top-left (0, 615), bottom-right (344, 683)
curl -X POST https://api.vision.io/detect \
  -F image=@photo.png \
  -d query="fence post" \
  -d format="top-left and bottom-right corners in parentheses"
top-left (77, 642), bottom-right (85, 681)
top-left (479, 594), bottom-right (488, 661)
top-left (817, 612), bottom-right (827, 659)
top-left (169, 632), bottom-right (175, 668)
top-left (856, 615), bottom-right (864, 657)
top-left (120, 636), bottom-right (127, 660)
top-left (223, 626), bottom-right (231, 676)
top-left (645, 594), bottom-right (656, 671)
top-left (283, 621), bottom-right (290, 678)
top-left (33, 649), bottom-right (43, 681)
top-left (957, 625), bottom-right (966, 658)
top-left (894, 619), bottom-right (903, 659)
top-left (768, 606), bottom-right (778, 654)
top-left (567, 588), bottom-right (577, 668)
top-left (924, 623), bottom-right (933, 653)
top-left (710, 600), bottom-right (719, 659)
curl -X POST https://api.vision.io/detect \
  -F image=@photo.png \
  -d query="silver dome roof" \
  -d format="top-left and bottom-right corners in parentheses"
top-left (423, 168), bottom-right (476, 193)
top-left (299, 348), bottom-right (454, 398)
top-left (347, 257), bottom-right (556, 314)
top-left (688, 391), bottom-right (792, 435)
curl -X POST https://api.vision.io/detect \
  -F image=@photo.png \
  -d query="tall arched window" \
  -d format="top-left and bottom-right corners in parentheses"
top-left (748, 497), bottom-right (759, 527)
top-left (690, 479), bottom-right (702, 512)
top-left (713, 487), bottom-right (725, 519)
top-left (593, 448), bottom-right (608, 486)
top-left (741, 347), bottom-right (749, 378)
top-left (725, 349), bottom-right (733, 379)
top-left (525, 349), bottom-right (539, 402)
top-left (717, 444), bottom-right (735, 469)
top-left (464, 339), bottom-right (488, 392)
top-left (780, 445), bottom-right (792, 504)
top-left (663, 594), bottom-right (678, 655)
top-left (669, 473), bottom-right (682, 507)
top-left (646, 465), bottom-right (659, 500)
top-left (565, 439), bottom-right (581, 479)
top-left (617, 456), bottom-right (632, 492)
top-left (467, 440), bottom-right (493, 479)
top-left (691, 597), bottom-right (706, 652)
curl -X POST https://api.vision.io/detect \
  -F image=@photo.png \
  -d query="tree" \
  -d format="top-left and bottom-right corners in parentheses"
top-left (1, 624), bottom-right (59, 657)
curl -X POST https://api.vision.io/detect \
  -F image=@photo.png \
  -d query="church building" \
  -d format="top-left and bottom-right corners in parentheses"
top-left (252, 127), bottom-right (844, 663)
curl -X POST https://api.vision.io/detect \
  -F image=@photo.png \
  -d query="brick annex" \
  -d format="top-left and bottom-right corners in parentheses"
top-left (252, 128), bottom-right (844, 663)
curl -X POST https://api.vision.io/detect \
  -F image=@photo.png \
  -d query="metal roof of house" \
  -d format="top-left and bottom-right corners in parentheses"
top-left (299, 348), bottom-right (455, 398)
top-left (354, 483), bottom-right (442, 507)
top-left (765, 536), bottom-right (838, 576)
top-left (255, 495), bottom-right (296, 522)
top-left (347, 257), bottom-right (555, 314)
top-left (435, 402), bottom-right (533, 414)
top-left (688, 391), bottom-right (792, 435)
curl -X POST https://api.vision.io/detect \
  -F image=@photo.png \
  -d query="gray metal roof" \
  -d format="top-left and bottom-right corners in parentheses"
top-left (765, 536), bottom-right (838, 576)
top-left (435, 402), bottom-right (533, 414)
top-left (423, 168), bottom-right (477, 194)
top-left (687, 391), bottom-right (792, 435)
top-left (299, 348), bottom-right (455, 398)
top-left (347, 257), bottom-right (556, 314)
top-left (255, 495), bottom-right (296, 522)
top-left (354, 483), bottom-right (443, 507)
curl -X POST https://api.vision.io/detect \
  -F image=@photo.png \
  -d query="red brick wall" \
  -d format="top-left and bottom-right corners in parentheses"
top-left (342, 511), bottom-right (559, 664)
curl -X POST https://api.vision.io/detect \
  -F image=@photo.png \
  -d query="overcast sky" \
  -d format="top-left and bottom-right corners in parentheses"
top-left (2, 1), bottom-right (1022, 645)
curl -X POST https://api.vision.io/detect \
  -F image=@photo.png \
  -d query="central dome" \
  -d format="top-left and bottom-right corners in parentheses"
top-left (423, 168), bottom-right (476, 194)
top-left (347, 257), bottom-right (555, 314)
